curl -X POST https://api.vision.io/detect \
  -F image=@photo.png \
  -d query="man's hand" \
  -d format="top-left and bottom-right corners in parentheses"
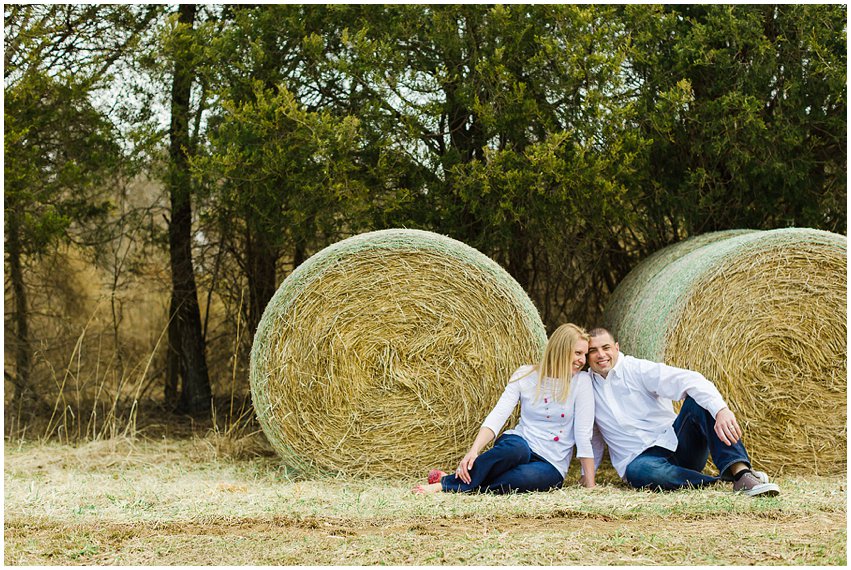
top-left (579, 474), bottom-right (597, 488)
top-left (714, 407), bottom-right (743, 446)
top-left (579, 457), bottom-right (596, 488)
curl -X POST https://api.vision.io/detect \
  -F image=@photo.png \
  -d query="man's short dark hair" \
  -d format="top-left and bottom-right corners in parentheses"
top-left (589, 327), bottom-right (616, 342)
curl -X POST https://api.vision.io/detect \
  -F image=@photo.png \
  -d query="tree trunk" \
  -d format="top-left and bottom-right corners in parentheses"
top-left (6, 213), bottom-right (38, 415)
top-left (505, 221), bottom-right (531, 290)
top-left (166, 3), bottom-right (211, 414)
top-left (246, 227), bottom-right (279, 338)
top-left (440, 15), bottom-right (487, 245)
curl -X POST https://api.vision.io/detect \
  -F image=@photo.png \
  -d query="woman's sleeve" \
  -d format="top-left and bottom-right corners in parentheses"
top-left (572, 373), bottom-right (595, 459)
top-left (480, 369), bottom-right (525, 437)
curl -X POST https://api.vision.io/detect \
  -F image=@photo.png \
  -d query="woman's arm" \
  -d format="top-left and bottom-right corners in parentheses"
top-left (457, 369), bottom-right (528, 484)
top-left (480, 367), bottom-right (527, 438)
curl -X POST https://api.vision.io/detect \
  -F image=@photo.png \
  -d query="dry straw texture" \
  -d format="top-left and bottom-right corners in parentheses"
top-left (604, 228), bottom-right (847, 475)
top-left (250, 229), bottom-right (547, 478)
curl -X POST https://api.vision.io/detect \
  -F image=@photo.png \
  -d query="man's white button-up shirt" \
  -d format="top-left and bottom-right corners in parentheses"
top-left (589, 352), bottom-right (728, 478)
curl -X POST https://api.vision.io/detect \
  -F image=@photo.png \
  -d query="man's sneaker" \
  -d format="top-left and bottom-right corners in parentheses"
top-left (721, 468), bottom-right (771, 483)
top-left (753, 470), bottom-right (770, 485)
top-left (733, 470), bottom-right (780, 497)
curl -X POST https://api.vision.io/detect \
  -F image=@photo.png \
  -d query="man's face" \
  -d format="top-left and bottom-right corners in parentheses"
top-left (587, 332), bottom-right (619, 378)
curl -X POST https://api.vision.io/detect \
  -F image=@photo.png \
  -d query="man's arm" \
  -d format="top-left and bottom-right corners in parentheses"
top-left (636, 357), bottom-right (727, 418)
top-left (591, 423), bottom-right (606, 470)
top-left (579, 427), bottom-right (605, 486)
top-left (636, 357), bottom-right (741, 445)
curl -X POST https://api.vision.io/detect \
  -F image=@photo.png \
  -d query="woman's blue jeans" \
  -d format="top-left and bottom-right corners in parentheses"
top-left (624, 396), bottom-right (752, 491)
top-left (440, 434), bottom-right (563, 494)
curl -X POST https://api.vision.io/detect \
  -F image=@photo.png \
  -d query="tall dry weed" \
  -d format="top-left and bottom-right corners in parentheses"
top-left (5, 236), bottom-right (255, 449)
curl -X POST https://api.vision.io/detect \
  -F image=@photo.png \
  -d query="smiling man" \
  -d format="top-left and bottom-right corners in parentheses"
top-left (586, 327), bottom-right (779, 497)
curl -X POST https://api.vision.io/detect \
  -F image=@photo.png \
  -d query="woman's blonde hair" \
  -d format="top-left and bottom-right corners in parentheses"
top-left (516, 323), bottom-right (590, 403)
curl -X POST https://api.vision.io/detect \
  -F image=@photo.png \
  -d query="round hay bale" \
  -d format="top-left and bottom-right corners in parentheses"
top-left (603, 228), bottom-right (847, 475)
top-left (250, 228), bottom-right (547, 478)
top-left (606, 229), bottom-right (756, 360)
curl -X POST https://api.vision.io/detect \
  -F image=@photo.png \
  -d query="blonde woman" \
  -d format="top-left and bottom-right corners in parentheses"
top-left (413, 323), bottom-right (596, 494)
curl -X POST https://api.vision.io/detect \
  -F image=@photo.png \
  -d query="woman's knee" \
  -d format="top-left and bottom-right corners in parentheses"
top-left (493, 435), bottom-right (531, 463)
top-left (529, 470), bottom-right (563, 492)
top-left (489, 461), bottom-right (562, 493)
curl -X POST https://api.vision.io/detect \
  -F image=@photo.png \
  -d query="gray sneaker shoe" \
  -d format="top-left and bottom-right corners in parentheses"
top-left (733, 470), bottom-right (780, 497)
top-left (721, 468), bottom-right (770, 483)
top-left (752, 470), bottom-right (770, 485)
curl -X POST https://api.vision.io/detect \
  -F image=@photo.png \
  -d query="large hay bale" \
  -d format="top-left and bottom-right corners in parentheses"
top-left (604, 228), bottom-right (847, 475)
top-left (250, 229), bottom-right (547, 477)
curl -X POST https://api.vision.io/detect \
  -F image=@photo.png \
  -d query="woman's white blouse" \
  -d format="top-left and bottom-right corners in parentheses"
top-left (481, 365), bottom-right (595, 476)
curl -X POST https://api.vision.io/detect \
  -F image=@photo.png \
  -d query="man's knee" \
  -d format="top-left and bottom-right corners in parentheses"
top-left (675, 396), bottom-right (715, 432)
top-left (625, 456), bottom-right (675, 489)
top-left (679, 395), bottom-right (703, 416)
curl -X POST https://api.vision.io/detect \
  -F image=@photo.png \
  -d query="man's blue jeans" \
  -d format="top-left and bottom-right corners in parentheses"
top-left (624, 396), bottom-right (752, 490)
top-left (440, 434), bottom-right (564, 494)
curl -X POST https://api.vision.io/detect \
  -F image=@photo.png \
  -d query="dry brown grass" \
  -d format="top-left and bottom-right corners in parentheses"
top-left (250, 229), bottom-right (546, 478)
top-left (4, 225), bottom-right (252, 445)
top-left (4, 438), bottom-right (846, 565)
top-left (4, 240), bottom-right (173, 439)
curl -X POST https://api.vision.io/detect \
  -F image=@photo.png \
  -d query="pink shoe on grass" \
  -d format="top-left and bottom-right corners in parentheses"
top-left (427, 469), bottom-right (447, 484)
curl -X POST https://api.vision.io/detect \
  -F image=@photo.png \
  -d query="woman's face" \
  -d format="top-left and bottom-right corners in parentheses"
top-left (572, 339), bottom-right (589, 373)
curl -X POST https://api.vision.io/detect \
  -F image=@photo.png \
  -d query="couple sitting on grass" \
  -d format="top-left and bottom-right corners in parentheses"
top-left (413, 324), bottom-right (780, 498)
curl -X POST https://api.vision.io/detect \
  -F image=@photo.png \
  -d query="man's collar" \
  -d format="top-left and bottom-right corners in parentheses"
top-left (610, 350), bottom-right (625, 376)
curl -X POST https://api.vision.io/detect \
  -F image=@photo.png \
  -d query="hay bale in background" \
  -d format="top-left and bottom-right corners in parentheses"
top-left (604, 228), bottom-right (847, 475)
top-left (250, 229), bottom-right (547, 477)
top-left (606, 229), bottom-right (755, 360)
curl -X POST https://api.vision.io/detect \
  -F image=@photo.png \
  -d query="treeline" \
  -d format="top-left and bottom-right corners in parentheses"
top-left (4, 5), bottom-right (846, 421)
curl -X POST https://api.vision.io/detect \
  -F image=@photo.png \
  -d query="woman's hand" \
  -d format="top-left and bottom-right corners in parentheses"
top-left (455, 428), bottom-right (495, 485)
top-left (456, 450), bottom-right (478, 484)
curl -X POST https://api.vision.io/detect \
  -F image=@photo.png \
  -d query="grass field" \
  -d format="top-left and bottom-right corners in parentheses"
top-left (4, 435), bottom-right (846, 565)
